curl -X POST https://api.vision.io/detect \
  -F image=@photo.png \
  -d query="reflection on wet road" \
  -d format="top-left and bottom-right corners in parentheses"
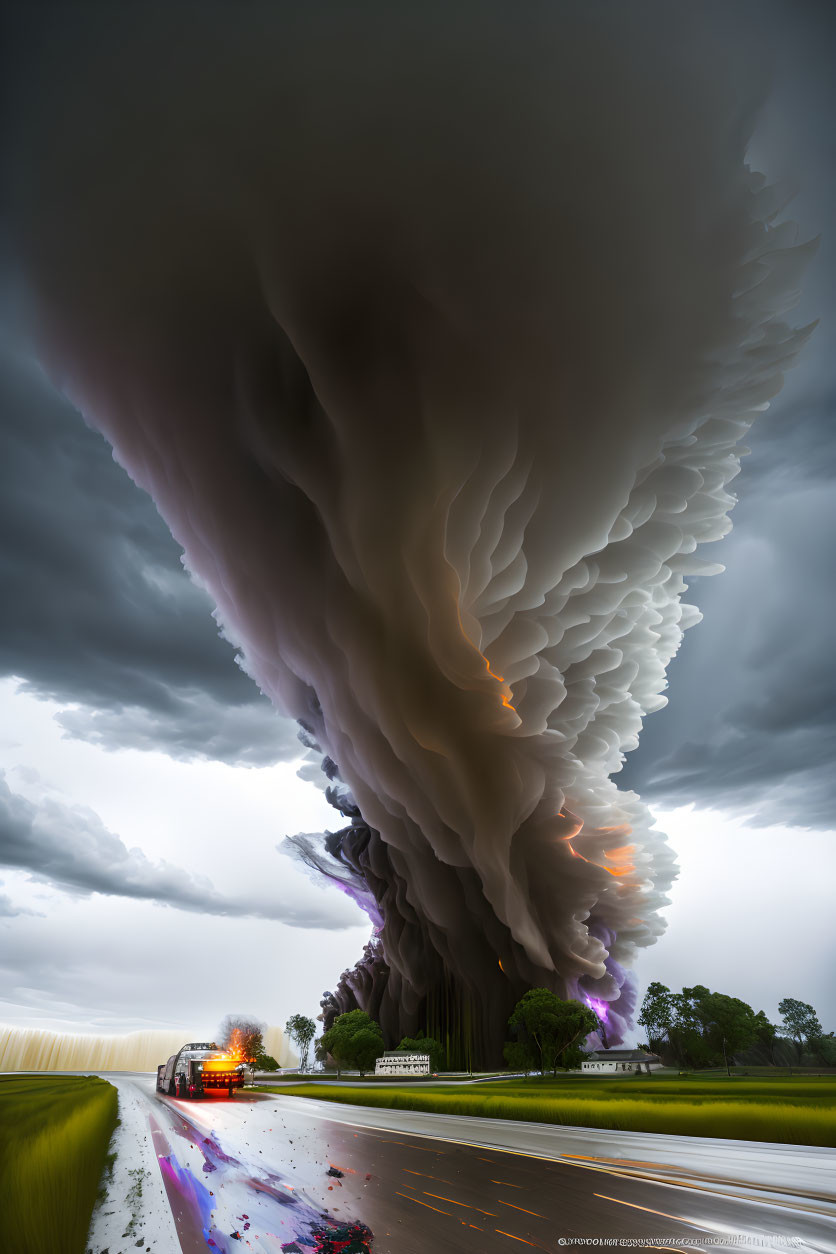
top-left (114, 1076), bottom-right (836, 1253)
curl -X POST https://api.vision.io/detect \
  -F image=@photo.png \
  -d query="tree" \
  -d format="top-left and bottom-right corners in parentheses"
top-left (285, 1013), bottom-right (317, 1071)
top-left (320, 1010), bottom-right (385, 1075)
top-left (256, 1053), bottom-right (280, 1071)
top-left (638, 982), bottom-right (675, 1054)
top-left (217, 1014), bottom-right (265, 1070)
top-left (669, 986), bottom-right (714, 1069)
top-left (698, 992), bottom-right (758, 1076)
top-left (812, 1033), bottom-right (836, 1067)
top-left (396, 1035), bottom-right (446, 1073)
top-left (779, 998), bottom-right (823, 1057)
top-left (561, 1042), bottom-right (592, 1071)
top-left (752, 1011), bottom-right (780, 1065)
top-left (508, 989), bottom-right (598, 1075)
top-left (350, 1028), bottom-right (386, 1074)
top-left (503, 1039), bottom-right (537, 1076)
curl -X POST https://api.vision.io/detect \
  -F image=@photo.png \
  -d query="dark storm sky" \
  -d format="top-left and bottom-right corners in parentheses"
top-left (0, 2), bottom-right (832, 1037)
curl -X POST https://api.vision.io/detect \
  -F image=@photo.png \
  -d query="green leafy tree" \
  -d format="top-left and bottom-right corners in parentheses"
top-left (285, 1013), bottom-right (317, 1071)
top-left (812, 1033), bottom-right (836, 1066)
top-left (396, 1035), bottom-right (446, 1072)
top-left (752, 1011), bottom-right (780, 1065)
top-left (256, 1053), bottom-right (280, 1071)
top-left (503, 1039), bottom-right (537, 1076)
top-left (698, 992), bottom-right (758, 1075)
top-left (320, 1010), bottom-right (384, 1076)
top-left (350, 1028), bottom-right (386, 1073)
top-left (779, 998), bottom-right (823, 1058)
top-left (652, 986), bottom-right (719, 1069)
top-left (637, 982), bottom-right (675, 1054)
top-left (561, 1042), bottom-right (592, 1071)
top-left (508, 989), bottom-right (598, 1075)
top-left (670, 986), bottom-right (715, 1069)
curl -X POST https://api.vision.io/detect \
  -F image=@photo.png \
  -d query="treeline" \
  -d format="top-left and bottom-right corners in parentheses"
top-left (638, 985), bottom-right (835, 1071)
top-left (288, 989), bottom-right (601, 1075)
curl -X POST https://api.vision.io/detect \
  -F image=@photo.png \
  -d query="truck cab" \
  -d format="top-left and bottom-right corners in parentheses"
top-left (156, 1041), bottom-right (245, 1099)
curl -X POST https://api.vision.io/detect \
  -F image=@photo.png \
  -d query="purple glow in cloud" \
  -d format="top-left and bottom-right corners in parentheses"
top-left (584, 995), bottom-right (609, 1024)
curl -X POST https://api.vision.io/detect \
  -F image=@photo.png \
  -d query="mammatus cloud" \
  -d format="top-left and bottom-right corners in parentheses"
top-left (0, 774), bottom-right (358, 929)
top-left (0, 342), bottom-right (301, 766)
top-left (7, 4), bottom-right (815, 1059)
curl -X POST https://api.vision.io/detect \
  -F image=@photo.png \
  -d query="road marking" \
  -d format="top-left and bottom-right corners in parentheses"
top-left (422, 1190), bottom-right (498, 1216)
top-left (380, 1137), bottom-right (441, 1153)
top-left (491, 1179), bottom-right (526, 1188)
top-left (402, 1168), bottom-right (457, 1185)
top-left (395, 1190), bottom-right (451, 1215)
top-left (266, 1097), bottom-right (829, 1227)
top-left (498, 1199), bottom-right (547, 1218)
top-left (593, 1193), bottom-right (699, 1226)
top-left (495, 1228), bottom-right (545, 1247)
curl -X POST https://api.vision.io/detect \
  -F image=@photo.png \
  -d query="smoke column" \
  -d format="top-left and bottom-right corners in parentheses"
top-left (7, 4), bottom-right (813, 1062)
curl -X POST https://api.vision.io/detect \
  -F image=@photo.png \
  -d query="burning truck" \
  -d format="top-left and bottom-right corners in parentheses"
top-left (156, 1040), bottom-right (246, 1099)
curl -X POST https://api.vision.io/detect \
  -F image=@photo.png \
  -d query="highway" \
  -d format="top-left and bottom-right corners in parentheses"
top-left (87, 1075), bottom-right (836, 1254)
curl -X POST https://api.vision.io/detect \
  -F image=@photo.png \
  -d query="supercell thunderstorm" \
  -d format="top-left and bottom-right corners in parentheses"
top-left (9, 4), bottom-right (813, 1061)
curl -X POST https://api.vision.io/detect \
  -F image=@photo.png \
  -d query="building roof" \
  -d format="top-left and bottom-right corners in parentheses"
top-left (378, 1051), bottom-right (429, 1059)
top-left (586, 1049), bottom-right (661, 1061)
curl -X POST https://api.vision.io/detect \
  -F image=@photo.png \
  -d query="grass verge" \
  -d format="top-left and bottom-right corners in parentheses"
top-left (257, 1074), bottom-right (836, 1147)
top-left (0, 1074), bottom-right (118, 1254)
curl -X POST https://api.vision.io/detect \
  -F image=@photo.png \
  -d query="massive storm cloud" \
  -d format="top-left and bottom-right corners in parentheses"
top-left (7, 4), bottom-right (813, 1061)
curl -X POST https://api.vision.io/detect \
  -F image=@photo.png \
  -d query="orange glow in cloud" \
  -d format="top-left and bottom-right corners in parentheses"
top-left (457, 606), bottom-right (516, 712)
top-left (483, 657), bottom-right (517, 712)
top-left (561, 816), bottom-right (635, 879)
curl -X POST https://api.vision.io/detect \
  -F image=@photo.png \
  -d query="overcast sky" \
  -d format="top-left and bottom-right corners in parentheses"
top-left (1, 2), bottom-right (834, 1045)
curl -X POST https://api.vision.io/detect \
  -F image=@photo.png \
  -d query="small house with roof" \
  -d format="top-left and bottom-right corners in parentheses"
top-left (375, 1051), bottom-right (431, 1076)
top-left (582, 1048), bottom-right (662, 1074)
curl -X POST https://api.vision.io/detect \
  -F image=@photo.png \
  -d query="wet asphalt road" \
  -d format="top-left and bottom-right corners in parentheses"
top-left (118, 1075), bottom-right (836, 1253)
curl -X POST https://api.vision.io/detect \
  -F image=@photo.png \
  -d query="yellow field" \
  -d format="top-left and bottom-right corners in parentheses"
top-left (0, 1075), bottom-right (118, 1254)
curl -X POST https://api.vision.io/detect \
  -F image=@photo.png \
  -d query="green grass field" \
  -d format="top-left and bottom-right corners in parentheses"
top-left (257, 1073), bottom-right (836, 1147)
top-left (0, 1075), bottom-right (118, 1254)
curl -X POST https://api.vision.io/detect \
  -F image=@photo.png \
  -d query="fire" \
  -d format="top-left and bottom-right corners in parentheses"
top-left (224, 1028), bottom-right (246, 1062)
top-left (202, 1027), bottom-right (246, 1071)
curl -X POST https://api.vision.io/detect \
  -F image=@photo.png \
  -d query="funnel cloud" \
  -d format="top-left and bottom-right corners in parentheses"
top-left (6, 4), bottom-right (813, 1062)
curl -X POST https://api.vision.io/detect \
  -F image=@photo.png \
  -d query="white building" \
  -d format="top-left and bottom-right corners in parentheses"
top-left (582, 1048), bottom-right (662, 1074)
top-left (375, 1051), bottom-right (431, 1076)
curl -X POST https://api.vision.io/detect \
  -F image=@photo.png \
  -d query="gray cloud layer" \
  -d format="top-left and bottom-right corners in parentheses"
top-left (0, 773), bottom-right (356, 928)
top-left (622, 434), bottom-right (836, 827)
top-left (0, 886), bottom-right (37, 918)
top-left (622, 5), bottom-right (835, 829)
top-left (0, 340), bottom-right (301, 766)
